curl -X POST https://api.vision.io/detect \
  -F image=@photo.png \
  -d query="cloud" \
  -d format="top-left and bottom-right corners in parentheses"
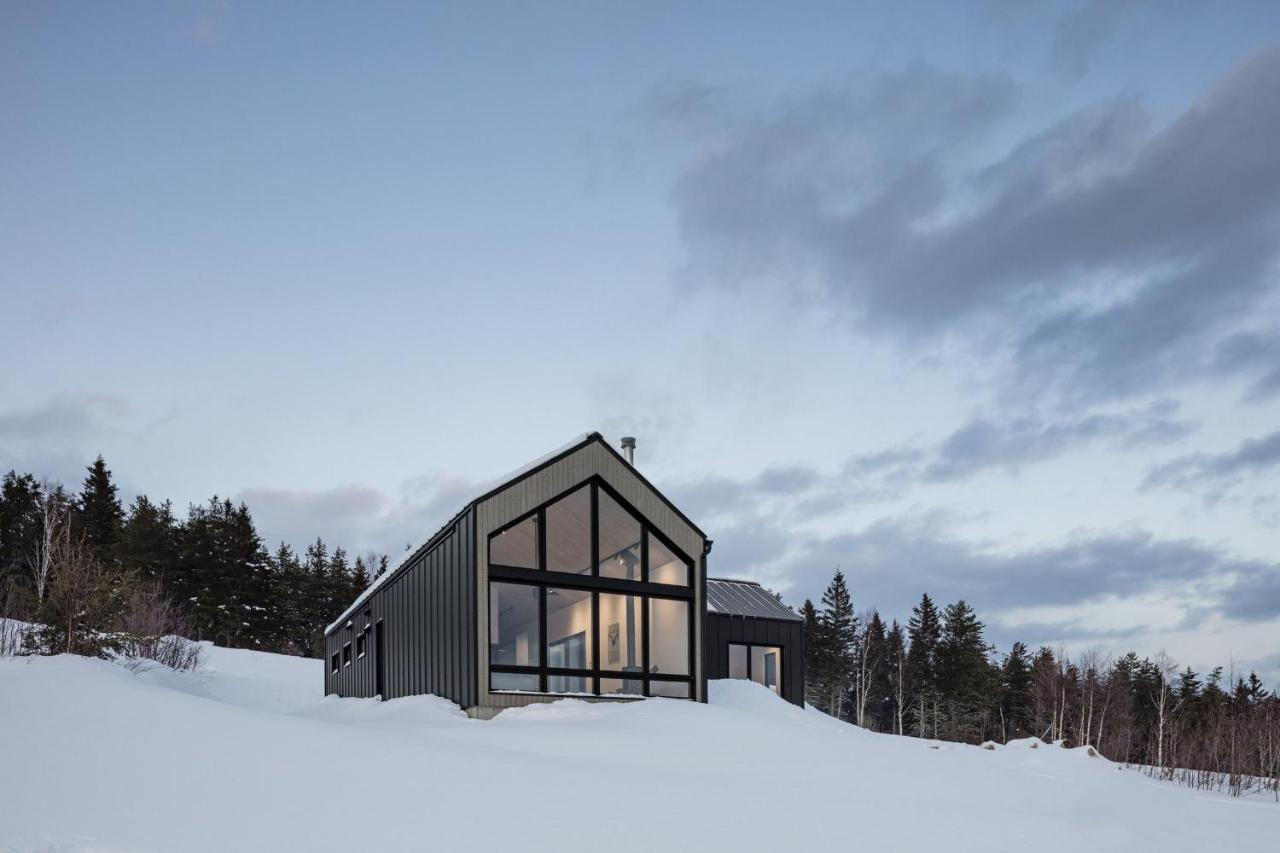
top-left (1221, 562), bottom-right (1280, 622)
top-left (661, 48), bottom-right (1280, 406)
top-left (238, 472), bottom-right (481, 557)
top-left (0, 393), bottom-right (134, 443)
top-left (924, 401), bottom-right (1192, 481)
top-left (1142, 430), bottom-right (1280, 503)
top-left (669, 402), bottom-right (1191, 522)
top-left (711, 510), bottom-right (1277, 652)
top-left (1211, 329), bottom-right (1280, 402)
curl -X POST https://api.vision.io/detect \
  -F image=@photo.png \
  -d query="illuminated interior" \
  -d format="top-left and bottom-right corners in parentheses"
top-left (487, 479), bottom-right (695, 698)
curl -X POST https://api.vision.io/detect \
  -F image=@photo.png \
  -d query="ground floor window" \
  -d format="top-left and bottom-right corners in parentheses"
top-left (488, 580), bottom-right (694, 699)
top-left (728, 643), bottom-right (782, 695)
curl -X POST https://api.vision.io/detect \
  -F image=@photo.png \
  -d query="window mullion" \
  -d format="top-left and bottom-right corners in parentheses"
top-left (641, 527), bottom-right (649, 584)
top-left (590, 482), bottom-right (599, 577)
top-left (591, 591), bottom-right (600, 694)
top-left (537, 509), bottom-right (546, 571)
top-left (641, 594), bottom-right (650, 695)
top-left (538, 585), bottom-right (548, 693)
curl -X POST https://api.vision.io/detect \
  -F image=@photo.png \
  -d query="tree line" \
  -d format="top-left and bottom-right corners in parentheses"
top-left (0, 457), bottom-right (386, 660)
top-left (801, 568), bottom-right (1280, 799)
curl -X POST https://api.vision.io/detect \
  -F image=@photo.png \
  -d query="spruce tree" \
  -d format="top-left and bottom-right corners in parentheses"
top-left (1000, 641), bottom-right (1034, 740)
top-left (818, 570), bottom-right (856, 718)
top-left (77, 456), bottom-right (123, 565)
top-left (0, 471), bottom-right (41, 606)
top-left (906, 592), bottom-right (942, 737)
top-left (352, 556), bottom-right (371, 592)
top-left (118, 496), bottom-right (178, 586)
top-left (936, 599), bottom-right (992, 742)
top-left (860, 610), bottom-right (891, 731)
top-left (173, 497), bottom-right (270, 648)
top-left (303, 538), bottom-right (330, 656)
top-left (268, 542), bottom-right (310, 654)
top-left (800, 598), bottom-right (821, 706)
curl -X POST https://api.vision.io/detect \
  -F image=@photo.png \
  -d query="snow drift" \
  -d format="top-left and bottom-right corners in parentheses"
top-left (0, 646), bottom-right (1274, 852)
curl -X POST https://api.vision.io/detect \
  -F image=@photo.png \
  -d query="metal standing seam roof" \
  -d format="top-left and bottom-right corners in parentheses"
top-left (706, 578), bottom-right (802, 622)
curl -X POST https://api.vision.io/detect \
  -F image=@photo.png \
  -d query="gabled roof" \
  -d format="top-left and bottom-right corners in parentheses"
top-left (706, 578), bottom-right (802, 622)
top-left (327, 432), bottom-right (705, 633)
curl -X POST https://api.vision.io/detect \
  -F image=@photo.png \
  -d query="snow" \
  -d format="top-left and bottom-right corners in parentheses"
top-left (1, 647), bottom-right (1276, 853)
top-left (326, 432), bottom-right (596, 632)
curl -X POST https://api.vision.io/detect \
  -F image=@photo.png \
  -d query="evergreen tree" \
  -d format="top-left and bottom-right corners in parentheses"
top-left (936, 599), bottom-right (993, 742)
top-left (303, 538), bottom-right (331, 656)
top-left (860, 610), bottom-right (892, 731)
top-left (884, 620), bottom-right (909, 735)
top-left (0, 471), bottom-right (41, 608)
top-left (818, 570), bottom-right (856, 718)
top-left (906, 592), bottom-right (942, 737)
top-left (800, 598), bottom-right (821, 705)
top-left (77, 456), bottom-right (123, 565)
top-left (118, 496), bottom-right (178, 586)
top-left (1000, 640), bottom-right (1034, 740)
top-left (268, 542), bottom-right (311, 654)
top-left (352, 556), bottom-right (371, 592)
top-left (173, 497), bottom-right (270, 648)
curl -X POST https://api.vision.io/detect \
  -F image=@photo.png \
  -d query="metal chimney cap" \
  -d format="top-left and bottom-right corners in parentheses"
top-left (620, 436), bottom-right (637, 450)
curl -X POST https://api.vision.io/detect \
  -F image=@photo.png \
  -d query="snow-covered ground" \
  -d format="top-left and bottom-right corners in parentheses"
top-left (1, 646), bottom-right (1274, 853)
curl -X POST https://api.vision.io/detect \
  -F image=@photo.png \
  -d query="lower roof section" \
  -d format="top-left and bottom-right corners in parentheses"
top-left (706, 578), bottom-right (802, 622)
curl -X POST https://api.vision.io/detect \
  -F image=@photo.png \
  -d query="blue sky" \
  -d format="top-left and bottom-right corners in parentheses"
top-left (3, 1), bottom-right (1279, 680)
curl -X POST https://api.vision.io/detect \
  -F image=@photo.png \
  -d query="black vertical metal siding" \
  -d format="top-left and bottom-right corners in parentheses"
top-left (323, 506), bottom-right (477, 708)
top-left (703, 612), bottom-right (805, 707)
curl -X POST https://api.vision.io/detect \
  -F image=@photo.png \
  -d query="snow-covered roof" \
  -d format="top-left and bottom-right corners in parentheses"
top-left (706, 578), bottom-right (801, 622)
top-left (326, 433), bottom-right (598, 633)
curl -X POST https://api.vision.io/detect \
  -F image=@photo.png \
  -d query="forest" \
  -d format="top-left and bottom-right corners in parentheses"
top-left (800, 569), bottom-right (1280, 798)
top-left (0, 457), bottom-right (382, 662)
top-left (2, 457), bottom-right (1276, 799)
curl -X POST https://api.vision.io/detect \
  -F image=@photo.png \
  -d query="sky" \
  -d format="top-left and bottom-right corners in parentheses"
top-left (2, 1), bottom-right (1279, 682)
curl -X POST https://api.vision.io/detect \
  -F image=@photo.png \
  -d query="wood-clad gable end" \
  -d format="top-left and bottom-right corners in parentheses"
top-left (324, 506), bottom-right (477, 708)
top-left (476, 439), bottom-right (707, 711)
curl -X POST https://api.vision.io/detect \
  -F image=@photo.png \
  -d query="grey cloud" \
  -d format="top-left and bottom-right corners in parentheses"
top-left (239, 472), bottom-right (482, 556)
top-left (719, 513), bottom-right (1276, 652)
top-left (1212, 330), bottom-right (1280, 402)
top-left (664, 48), bottom-right (1280, 405)
top-left (755, 465), bottom-right (821, 495)
top-left (1221, 564), bottom-right (1280, 623)
top-left (1142, 430), bottom-right (1280, 501)
top-left (671, 404), bottom-right (1190, 522)
top-left (0, 393), bottom-right (133, 443)
top-left (925, 402), bottom-right (1192, 481)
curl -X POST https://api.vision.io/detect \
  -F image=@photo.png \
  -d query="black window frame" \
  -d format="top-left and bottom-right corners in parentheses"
top-left (342, 642), bottom-right (352, 667)
top-left (486, 477), bottom-right (696, 699)
top-left (356, 630), bottom-right (367, 659)
top-left (330, 651), bottom-right (340, 675)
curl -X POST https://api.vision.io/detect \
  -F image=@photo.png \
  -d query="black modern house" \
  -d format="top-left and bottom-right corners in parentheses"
top-left (324, 433), bottom-right (804, 716)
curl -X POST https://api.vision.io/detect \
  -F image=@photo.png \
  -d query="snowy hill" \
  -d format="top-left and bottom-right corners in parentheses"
top-left (1, 646), bottom-right (1274, 853)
